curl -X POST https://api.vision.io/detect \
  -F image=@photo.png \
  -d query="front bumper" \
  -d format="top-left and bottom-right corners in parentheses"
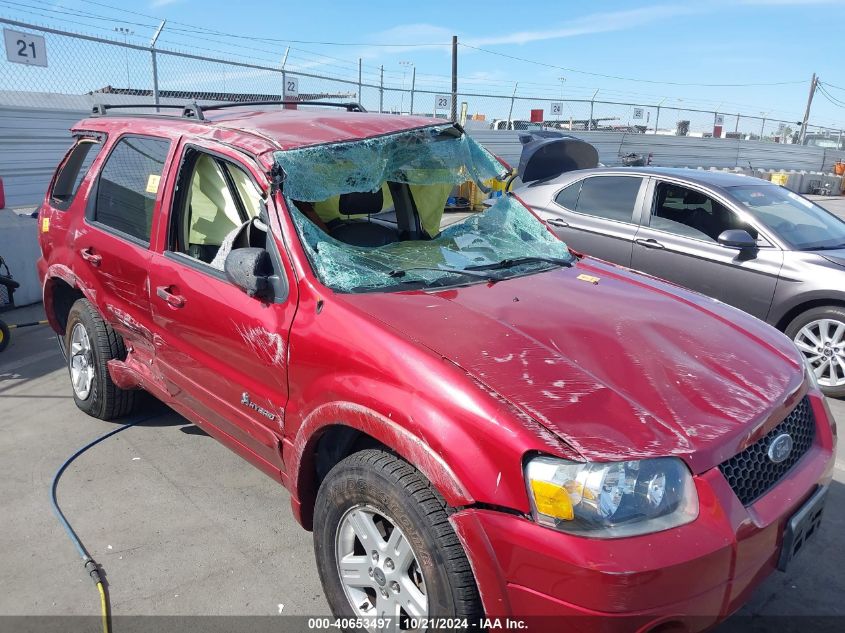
top-left (450, 395), bottom-right (836, 633)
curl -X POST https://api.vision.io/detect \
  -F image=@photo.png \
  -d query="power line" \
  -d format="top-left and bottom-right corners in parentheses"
top-left (817, 84), bottom-right (845, 109)
top-left (56, 0), bottom-right (448, 47)
top-left (458, 42), bottom-right (808, 88)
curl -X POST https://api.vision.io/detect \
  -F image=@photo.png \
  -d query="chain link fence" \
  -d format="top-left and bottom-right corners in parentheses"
top-left (1, 17), bottom-right (843, 149)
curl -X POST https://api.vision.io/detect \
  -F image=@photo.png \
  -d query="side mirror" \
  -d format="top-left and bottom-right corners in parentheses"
top-left (224, 247), bottom-right (273, 299)
top-left (717, 229), bottom-right (757, 250)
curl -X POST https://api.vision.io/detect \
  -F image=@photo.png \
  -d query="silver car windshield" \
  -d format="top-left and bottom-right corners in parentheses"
top-left (729, 185), bottom-right (845, 250)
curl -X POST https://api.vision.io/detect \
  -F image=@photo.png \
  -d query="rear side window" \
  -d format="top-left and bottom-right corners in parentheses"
top-left (554, 181), bottom-right (582, 210)
top-left (50, 139), bottom-right (102, 208)
top-left (95, 136), bottom-right (170, 244)
top-left (573, 176), bottom-right (643, 223)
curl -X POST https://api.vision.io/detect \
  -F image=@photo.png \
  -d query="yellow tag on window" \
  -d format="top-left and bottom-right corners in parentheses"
top-left (146, 174), bottom-right (161, 194)
top-left (41, 217), bottom-right (50, 232)
top-left (577, 274), bottom-right (600, 284)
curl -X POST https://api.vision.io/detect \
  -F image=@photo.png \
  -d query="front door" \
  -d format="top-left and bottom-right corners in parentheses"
top-left (148, 141), bottom-right (298, 475)
top-left (631, 179), bottom-right (783, 319)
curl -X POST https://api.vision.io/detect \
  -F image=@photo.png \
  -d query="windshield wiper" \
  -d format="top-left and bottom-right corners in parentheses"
top-left (464, 256), bottom-right (573, 271)
top-left (388, 266), bottom-right (499, 280)
top-left (802, 243), bottom-right (845, 251)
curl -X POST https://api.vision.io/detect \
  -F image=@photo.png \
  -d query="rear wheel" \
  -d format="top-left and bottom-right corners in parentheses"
top-left (786, 306), bottom-right (845, 398)
top-left (65, 298), bottom-right (137, 419)
top-left (314, 450), bottom-right (482, 630)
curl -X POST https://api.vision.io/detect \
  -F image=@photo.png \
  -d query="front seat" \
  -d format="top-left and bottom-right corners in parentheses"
top-left (681, 190), bottom-right (718, 239)
top-left (329, 190), bottom-right (399, 247)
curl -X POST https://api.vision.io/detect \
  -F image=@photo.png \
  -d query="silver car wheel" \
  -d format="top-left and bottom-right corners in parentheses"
top-left (335, 504), bottom-right (427, 630)
top-left (794, 318), bottom-right (845, 388)
top-left (69, 323), bottom-right (95, 400)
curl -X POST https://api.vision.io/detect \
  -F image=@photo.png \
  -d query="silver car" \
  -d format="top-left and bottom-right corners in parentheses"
top-left (516, 167), bottom-right (845, 397)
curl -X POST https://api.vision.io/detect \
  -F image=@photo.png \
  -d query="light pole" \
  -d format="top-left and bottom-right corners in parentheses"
top-left (759, 112), bottom-right (768, 141)
top-left (399, 61), bottom-right (414, 114)
top-left (114, 27), bottom-right (134, 89)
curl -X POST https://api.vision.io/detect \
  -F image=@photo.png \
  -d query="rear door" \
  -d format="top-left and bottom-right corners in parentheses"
top-left (148, 140), bottom-right (298, 475)
top-left (631, 178), bottom-right (783, 319)
top-left (539, 174), bottom-right (647, 266)
top-left (77, 135), bottom-right (173, 360)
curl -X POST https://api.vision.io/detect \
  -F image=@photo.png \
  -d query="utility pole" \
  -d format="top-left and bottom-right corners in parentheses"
top-left (799, 73), bottom-right (818, 145)
top-left (281, 47), bottom-right (290, 109)
top-left (451, 35), bottom-right (458, 122)
top-left (379, 65), bottom-right (384, 113)
top-left (358, 58), bottom-right (362, 106)
top-left (410, 66), bottom-right (416, 115)
top-left (507, 82), bottom-right (518, 128)
top-left (150, 20), bottom-right (165, 111)
top-left (588, 89), bottom-right (598, 131)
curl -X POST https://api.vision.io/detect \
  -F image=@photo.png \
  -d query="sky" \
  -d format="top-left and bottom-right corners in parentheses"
top-left (1, 0), bottom-right (843, 129)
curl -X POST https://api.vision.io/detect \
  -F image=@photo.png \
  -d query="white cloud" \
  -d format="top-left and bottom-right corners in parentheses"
top-left (465, 5), bottom-right (700, 47)
top-left (150, 0), bottom-right (182, 7)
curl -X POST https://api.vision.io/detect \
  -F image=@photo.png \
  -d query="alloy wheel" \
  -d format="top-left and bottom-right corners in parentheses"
top-left (69, 323), bottom-right (95, 399)
top-left (794, 318), bottom-right (845, 387)
top-left (335, 504), bottom-right (427, 630)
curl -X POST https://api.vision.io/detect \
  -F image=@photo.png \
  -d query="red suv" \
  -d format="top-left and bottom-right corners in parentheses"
top-left (37, 102), bottom-right (835, 632)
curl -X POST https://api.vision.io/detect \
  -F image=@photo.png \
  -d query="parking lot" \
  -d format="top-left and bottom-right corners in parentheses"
top-left (0, 195), bottom-right (843, 630)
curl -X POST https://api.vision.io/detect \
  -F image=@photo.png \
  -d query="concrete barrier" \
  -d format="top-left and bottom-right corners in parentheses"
top-left (0, 210), bottom-right (40, 307)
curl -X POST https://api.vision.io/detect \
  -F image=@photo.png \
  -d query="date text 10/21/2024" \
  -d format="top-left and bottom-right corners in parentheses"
top-left (306, 618), bottom-right (529, 630)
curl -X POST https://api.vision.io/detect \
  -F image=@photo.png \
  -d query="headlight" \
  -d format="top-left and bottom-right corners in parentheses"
top-left (525, 455), bottom-right (698, 538)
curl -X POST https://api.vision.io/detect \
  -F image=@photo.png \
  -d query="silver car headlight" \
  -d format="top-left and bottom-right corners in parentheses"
top-left (525, 455), bottom-right (699, 538)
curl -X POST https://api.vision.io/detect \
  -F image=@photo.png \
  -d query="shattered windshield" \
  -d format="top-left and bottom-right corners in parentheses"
top-left (274, 125), bottom-right (574, 293)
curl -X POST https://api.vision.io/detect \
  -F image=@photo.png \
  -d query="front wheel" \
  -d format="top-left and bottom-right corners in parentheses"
top-left (313, 450), bottom-right (483, 629)
top-left (786, 306), bottom-right (845, 398)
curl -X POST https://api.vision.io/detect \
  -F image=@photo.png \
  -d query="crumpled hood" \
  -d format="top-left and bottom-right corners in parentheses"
top-left (342, 259), bottom-right (805, 473)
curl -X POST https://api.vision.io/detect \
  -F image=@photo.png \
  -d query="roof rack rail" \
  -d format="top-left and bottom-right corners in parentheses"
top-left (91, 102), bottom-right (204, 119)
top-left (200, 100), bottom-right (367, 113)
top-left (90, 100), bottom-right (366, 121)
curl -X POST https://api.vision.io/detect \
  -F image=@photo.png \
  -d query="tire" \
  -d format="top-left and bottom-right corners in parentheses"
top-left (314, 449), bottom-right (483, 627)
top-left (785, 305), bottom-right (845, 399)
top-left (65, 298), bottom-right (137, 419)
top-left (0, 319), bottom-right (9, 353)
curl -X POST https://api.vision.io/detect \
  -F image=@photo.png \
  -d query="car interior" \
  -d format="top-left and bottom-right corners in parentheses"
top-left (174, 151), bottom-right (267, 270)
top-left (294, 180), bottom-right (453, 247)
top-left (651, 183), bottom-right (757, 242)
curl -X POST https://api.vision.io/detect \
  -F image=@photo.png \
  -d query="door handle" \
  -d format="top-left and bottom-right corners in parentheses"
top-left (80, 247), bottom-right (102, 267)
top-left (635, 238), bottom-right (665, 250)
top-left (546, 218), bottom-right (570, 228)
top-left (156, 286), bottom-right (186, 309)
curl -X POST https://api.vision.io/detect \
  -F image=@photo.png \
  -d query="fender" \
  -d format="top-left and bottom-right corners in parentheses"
top-left (768, 289), bottom-right (845, 329)
top-left (286, 400), bottom-right (475, 529)
top-left (42, 264), bottom-right (89, 334)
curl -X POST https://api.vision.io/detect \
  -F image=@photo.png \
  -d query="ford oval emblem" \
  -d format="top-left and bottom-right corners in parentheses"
top-left (767, 433), bottom-right (794, 464)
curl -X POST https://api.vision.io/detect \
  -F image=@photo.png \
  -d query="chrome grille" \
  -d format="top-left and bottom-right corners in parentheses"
top-left (718, 397), bottom-right (815, 506)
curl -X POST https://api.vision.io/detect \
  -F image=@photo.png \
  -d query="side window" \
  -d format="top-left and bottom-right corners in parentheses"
top-left (172, 150), bottom-right (265, 271)
top-left (650, 182), bottom-right (758, 243)
top-left (50, 139), bottom-right (102, 208)
top-left (95, 136), bottom-right (170, 244)
top-left (574, 176), bottom-right (643, 223)
top-left (554, 180), bottom-right (582, 210)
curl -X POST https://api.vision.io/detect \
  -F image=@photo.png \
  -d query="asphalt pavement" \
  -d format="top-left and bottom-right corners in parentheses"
top-left (1, 197), bottom-right (844, 630)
